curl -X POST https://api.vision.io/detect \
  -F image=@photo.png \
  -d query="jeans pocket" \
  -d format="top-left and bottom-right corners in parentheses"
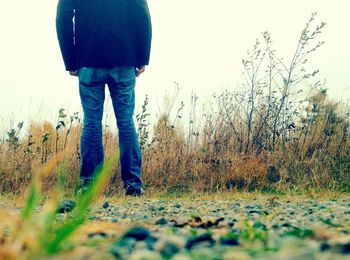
top-left (108, 67), bottom-right (136, 88)
top-left (120, 66), bottom-right (136, 80)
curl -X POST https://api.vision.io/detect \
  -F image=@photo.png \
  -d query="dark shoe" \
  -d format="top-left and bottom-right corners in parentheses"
top-left (125, 187), bottom-right (145, 197)
top-left (76, 179), bottom-right (93, 196)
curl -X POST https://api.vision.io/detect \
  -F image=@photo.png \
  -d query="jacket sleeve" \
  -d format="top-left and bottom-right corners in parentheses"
top-left (56, 0), bottom-right (76, 71)
top-left (135, 0), bottom-right (152, 67)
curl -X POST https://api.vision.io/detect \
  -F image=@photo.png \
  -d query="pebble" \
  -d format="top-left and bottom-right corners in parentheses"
top-left (122, 226), bottom-right (152, 241)
top-left (155, 218), bottom-right (168, 225)
top-left (77, 196), bottom-right (350, 258)
top-left (110, 237), bottom-right (137, 258)
top-left (328, 235), bottom-right (350, 254)
top-left (56, 198), bottom-right (76, 213)
top-left (102, 201), bottom-right (110, 209)
top-left (88, 231), bottom-right (108, 239)
top-left (185, 233), bottom-right (215, 249)
top-left (155, 239), bottom-right (181, 258)
top-left (220, 236), bottom-right (240, 246)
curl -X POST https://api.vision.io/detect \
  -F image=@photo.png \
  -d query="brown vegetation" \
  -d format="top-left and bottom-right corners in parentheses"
top-left (0, 14), bottom-right (349, 195)
top-left (1, 86), bottom-right (349, 196)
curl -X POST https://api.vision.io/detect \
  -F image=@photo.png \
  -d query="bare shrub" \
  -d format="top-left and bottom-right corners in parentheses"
top-left (0, 14), bottom-right (349, 195)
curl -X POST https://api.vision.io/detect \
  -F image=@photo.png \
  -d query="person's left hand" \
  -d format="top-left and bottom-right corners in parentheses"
top-left (69, 71), bottom-right (78, 76)
top-left (136, 66), bottom-right (146, 77)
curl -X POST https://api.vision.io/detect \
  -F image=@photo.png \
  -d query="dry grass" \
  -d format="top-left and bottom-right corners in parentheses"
top-left (0, 14), bottom-right (349, 196)
top-left (0, 87), bottom-right (349, 197)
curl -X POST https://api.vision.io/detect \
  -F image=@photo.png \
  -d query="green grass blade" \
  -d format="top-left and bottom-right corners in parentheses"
top-left (21, 184), bottom-right (40, 220)
top-left (41, 153), bottom-right (117, 254)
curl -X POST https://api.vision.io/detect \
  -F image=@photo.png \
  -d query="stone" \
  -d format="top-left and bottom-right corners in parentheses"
top-left (328, 235), bottom-right (350, 254)
top-left (247, 208), bottom-right (262, 215)
top-left (56, 198), bottom-right (76, 213)
top-left (230, 228), bottom-right (241, 236)
top-left (185, 233), bottom-right (215, 250)
top-left (87, 231), bottom-right (108, 239)
top-left (149, 205), bottom-right (166, 212)
top-left (102, 201), bottom-right (110, 209)
top-left (281, 223), bottom-right (292, 228)
top-left (318, 205), bottom-right (327, 210)
top-left (320, 242), bottom-right (331, 252)
top-left (253, 221), bottom-right (267, 231)
top-left (174, 203), bottom-right (181, 208)
top-left (122, 226), bottom-right (152, 241)
top-left (220, 236), bottom-right (239, 246)
top-left (170, 217), bottom-right (189, 228)
top-left (155, 240), bottom-right (181, 258)
top-left (110, 238), bottom-right (137, 258)
top-left (155, 218), bottom-right (168, 225)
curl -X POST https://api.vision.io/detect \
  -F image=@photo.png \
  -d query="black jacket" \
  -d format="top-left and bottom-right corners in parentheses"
top-left (56, 0), bottom-right (152, 71)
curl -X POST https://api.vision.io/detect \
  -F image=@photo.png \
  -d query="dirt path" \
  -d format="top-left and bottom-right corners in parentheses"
top-left (1, 194), bottom-right (350, 259)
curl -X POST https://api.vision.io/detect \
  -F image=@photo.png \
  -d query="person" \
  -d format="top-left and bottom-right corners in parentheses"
top-left (56, 0), bottom-right (152, 196)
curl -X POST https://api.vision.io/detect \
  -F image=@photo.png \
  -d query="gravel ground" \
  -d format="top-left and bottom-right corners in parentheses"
top-left (1, 194), bottom-right (350, 259)
top-left (68, 194), bottom-right (350, 259)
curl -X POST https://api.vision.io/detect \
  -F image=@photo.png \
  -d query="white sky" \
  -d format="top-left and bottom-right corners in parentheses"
top-left (0, 0), bottom-right (349, 129)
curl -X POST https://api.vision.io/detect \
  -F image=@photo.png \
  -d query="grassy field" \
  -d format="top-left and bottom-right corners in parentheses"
top-left (1, 15), bottom-right (349, 197)
top-left (0, 14), bottom-right (349, 259)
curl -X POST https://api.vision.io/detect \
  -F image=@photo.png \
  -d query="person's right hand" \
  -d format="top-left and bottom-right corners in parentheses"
top-left (69, 70), bottom-right (78, 77)
top-left (136, 66), bottom-right (146, 77)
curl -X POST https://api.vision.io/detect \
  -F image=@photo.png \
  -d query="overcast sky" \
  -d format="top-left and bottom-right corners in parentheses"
top-left (0, 0), bottom-right (349, 130)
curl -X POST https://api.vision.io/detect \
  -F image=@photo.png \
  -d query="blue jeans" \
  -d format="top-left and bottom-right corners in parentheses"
top-left (78, 66), bottom-right (142, 191)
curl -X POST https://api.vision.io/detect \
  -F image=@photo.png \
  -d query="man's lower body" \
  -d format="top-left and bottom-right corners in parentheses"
top-left (78, 66), bottom-right (142, 195)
